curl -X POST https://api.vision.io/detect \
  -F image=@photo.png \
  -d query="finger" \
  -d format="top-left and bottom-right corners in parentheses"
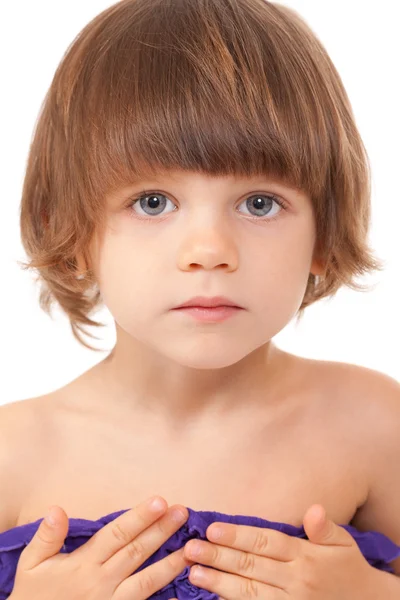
top-left (188, 565), bottom-right (287, 600)
top-left (102, 504), bottom-right (191, 582)
top-left (206, 523), bottom-right (301, 561)
top-left (115, 546), bottom-right (192, 600)
top-left (185, 540), bottom-right (289, 589)
top-left (74, 496), bottom-right (169, 563)
top-left (18, 505), bottom-right (69, 570)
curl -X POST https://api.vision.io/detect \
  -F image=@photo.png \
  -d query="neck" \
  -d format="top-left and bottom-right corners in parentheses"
top-left (91, 334), bottom-right (295, 433)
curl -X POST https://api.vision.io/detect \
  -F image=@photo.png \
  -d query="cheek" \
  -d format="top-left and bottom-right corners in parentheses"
top-left (96, 241), bottom-right (152, 314)
top-left (245, 230), bottom-right (315, 319)
top-left (247, 232), bottom-right (314, 290)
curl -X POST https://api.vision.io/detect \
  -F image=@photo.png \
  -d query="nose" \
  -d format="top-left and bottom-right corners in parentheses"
top-left (177, 224), bottom-right (239, 272)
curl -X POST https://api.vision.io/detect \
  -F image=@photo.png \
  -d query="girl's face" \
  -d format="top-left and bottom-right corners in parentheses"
top-left (89, 170), bottom-right (321, 369)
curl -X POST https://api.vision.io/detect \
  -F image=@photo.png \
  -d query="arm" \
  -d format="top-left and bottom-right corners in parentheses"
top-left (368, 568), bottom-right (400, 598)
top-left (0, 402), bottom-right (26, 533)
top-left (349, 370), bottom-right (400, 579)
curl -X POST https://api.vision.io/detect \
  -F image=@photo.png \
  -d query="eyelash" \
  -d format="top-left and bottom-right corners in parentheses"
top-left (124, 190), bottom-right (289, 223)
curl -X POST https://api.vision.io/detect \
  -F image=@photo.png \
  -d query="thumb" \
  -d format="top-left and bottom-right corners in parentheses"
top-left (19, 505), bottom-right (69, 570)
top-left (303, 504), bottom-right (354, 547)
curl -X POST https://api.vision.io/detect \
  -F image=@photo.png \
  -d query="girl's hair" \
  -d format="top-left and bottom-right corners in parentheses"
top-left (19, 0), bottom-right (384, 351)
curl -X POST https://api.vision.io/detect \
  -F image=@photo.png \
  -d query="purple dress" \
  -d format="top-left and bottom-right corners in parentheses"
top-left (1, 507), bottom-right (399, 599)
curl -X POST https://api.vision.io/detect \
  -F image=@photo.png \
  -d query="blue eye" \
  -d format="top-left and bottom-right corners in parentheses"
top-left (239, 194), bottom-right (283, 218)
top-left (126, 191), bottom-right (287, 221)
top-left (129, 192), bottom-right (176, 217)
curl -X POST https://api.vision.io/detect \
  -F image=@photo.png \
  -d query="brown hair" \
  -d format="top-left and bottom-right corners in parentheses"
top-left (19, 0), bottom-right (384, 351)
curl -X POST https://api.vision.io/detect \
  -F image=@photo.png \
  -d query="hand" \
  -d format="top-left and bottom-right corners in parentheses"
top-left (10, 496), bottom-right (195, 600)
top-left (183, 504), bottom-right (378, 599)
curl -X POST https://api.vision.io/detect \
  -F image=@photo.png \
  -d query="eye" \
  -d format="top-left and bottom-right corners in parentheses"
top-left (237, 193), bottom-right (285, 220)
top-left (128, 192), bottom-right (177, 217)
top-left (126, 191), bottom-right (287, 221)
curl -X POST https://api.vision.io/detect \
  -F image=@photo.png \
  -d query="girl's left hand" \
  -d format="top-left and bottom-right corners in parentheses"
top-left (183, 504), bottom-right (380, 599)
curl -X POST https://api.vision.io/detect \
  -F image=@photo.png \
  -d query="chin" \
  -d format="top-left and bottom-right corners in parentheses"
top-left (175, 357), bottom-right (242, 370)
top-left (165, 342), bottom-right (261, 370)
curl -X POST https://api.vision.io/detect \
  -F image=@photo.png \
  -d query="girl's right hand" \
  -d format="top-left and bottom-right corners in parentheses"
top-left (10, 496), bottom-right (195, 600)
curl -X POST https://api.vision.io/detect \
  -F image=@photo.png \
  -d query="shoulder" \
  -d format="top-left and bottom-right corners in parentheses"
top-left (0, 395), bottom-right (54, 443)
top-left (341, 363), bottom-right (400, 474)
top-left (289, 350), bottom-right (399, 414)
top-left (328, 360), bottom-right (400, 431)
top-left (301, 354), bottom-right (399, 418)
top-left (0, 397), bottom-right (50, 532)
top-left (311, 358), bottom-right (400, 454)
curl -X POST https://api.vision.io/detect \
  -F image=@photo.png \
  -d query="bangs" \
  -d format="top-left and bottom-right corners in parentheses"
top-left (57, 0), bottom-right (335, 224)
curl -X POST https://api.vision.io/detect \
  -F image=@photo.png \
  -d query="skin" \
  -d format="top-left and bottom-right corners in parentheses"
top-left (6, 169), bottom-right (400, 597)
top-left (79, 169), bottom-right (324, 430)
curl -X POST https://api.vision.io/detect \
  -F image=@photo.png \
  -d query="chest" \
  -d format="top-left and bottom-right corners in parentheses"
top-left (16, 406), bottom-right (368, 529)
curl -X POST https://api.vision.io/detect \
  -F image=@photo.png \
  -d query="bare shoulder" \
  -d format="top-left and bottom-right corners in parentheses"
top-left (326, 358), bottom-right (400, 427)
top-left (300, 353), bottom-right (399, 416)
top-left (0, 396), bottom-right (51, 532)
top-left (0, 395), bottom-right (54, 443)
top-left (309, 356), bottom-right (400, 448)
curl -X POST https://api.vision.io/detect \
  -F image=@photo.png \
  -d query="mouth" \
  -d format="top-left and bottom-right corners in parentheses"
top-left (172, 297), bottom-right (243, 322)
top-left (173, 296), bottom-right (242, 309)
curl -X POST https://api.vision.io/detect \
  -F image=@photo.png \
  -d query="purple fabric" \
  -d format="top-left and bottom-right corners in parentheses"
top-left (0, 507), bottom-right (399, 599)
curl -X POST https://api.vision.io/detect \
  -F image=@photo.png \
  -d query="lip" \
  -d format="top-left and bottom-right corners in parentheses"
top-left (173, 296), bottom-right (242, 309)
top-left (173, 305), bottom-right (242, 323)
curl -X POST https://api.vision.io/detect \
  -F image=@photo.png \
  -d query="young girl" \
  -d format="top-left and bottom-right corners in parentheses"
top-left (1, 0), bottom-right (399, 599)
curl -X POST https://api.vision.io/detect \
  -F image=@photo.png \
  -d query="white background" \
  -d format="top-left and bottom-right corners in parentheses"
top-left (0, 0), bottom-right (399, 404)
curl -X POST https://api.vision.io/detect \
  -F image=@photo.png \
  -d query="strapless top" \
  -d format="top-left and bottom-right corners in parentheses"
top-left (1, 507), bottom-right (399, 600)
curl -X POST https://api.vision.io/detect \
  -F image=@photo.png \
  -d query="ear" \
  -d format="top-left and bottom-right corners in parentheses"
top-left (310, 263), bottom-right (325, 278)
top-left (75, 252), bottom-right (88, 278)
top-left (310, 248), bottom-right (325, 278)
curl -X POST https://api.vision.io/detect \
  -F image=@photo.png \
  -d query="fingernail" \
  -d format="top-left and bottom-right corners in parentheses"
top-left (171, 508), bottom-right (187, 522)
top-left (191, 565), bottom-right (205, 581)
top-left (148, 496), bottom-right (165, 511)
top-left (45, 506), bottom-right (57, 526)
top-left (208, 525), bottom-right (223, 540)
top-left (187, 541), bottom-right (202, 557)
